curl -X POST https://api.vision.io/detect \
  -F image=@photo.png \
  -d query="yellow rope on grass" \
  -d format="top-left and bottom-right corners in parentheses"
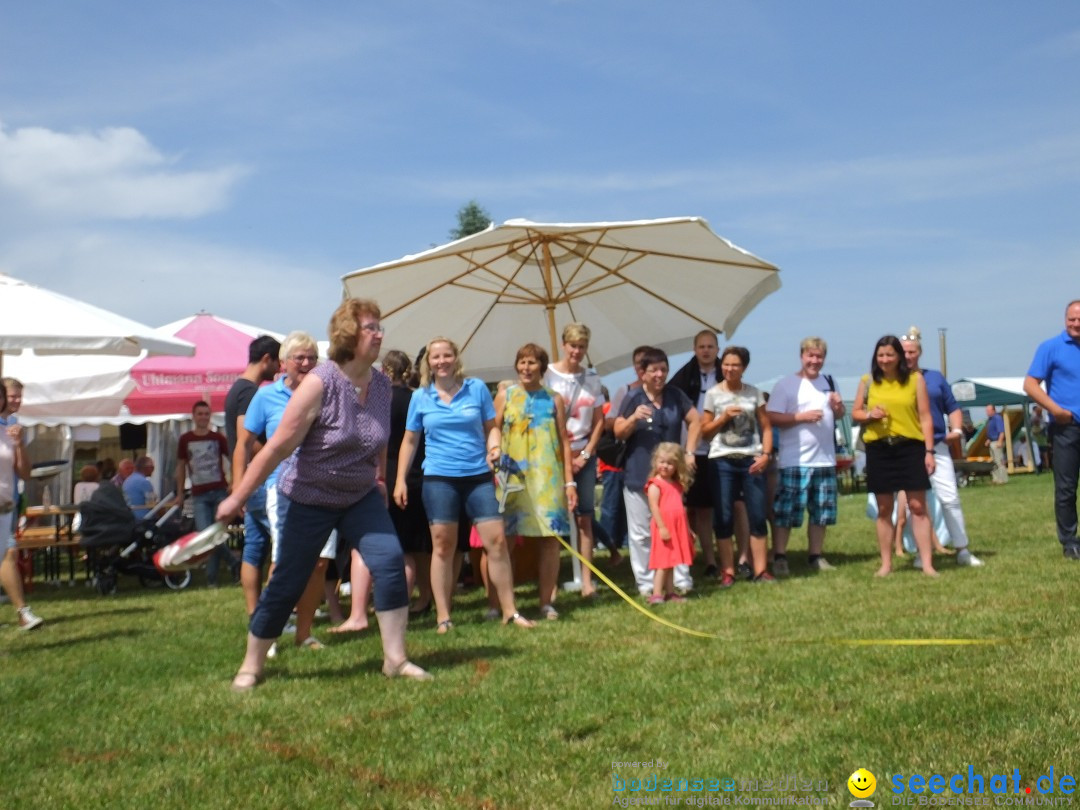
top-left (554, 535), bottom-right (1006, 646)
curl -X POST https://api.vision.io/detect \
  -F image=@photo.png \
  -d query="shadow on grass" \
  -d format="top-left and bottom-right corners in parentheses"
top-left (282, 644), bottom-right (515, 682)
top-left (4, 628), bottom-right (145, 655)
top-left (51, 606), bottom-right (152, 624)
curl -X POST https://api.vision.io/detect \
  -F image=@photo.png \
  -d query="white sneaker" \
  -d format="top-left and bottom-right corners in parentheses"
top-left (956, 549), bottom-right (984, 567)
top-left (282, 621), bottom-right (297, 635)
top-left (912, 556), bottom-right (923, 570)
top-left (18, 606), bottom-right (44, 632)
top-left (267, 641), bottom-right (278, 659)
top-left (809, 557), bottom-right (835, 572)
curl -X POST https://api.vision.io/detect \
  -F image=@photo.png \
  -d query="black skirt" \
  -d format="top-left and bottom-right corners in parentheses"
top-left (389, 481), bottom-right (432, 554)
top-left (865, 438), bottom-right (931, 494)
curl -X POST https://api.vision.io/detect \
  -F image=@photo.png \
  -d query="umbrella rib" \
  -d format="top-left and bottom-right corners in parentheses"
top-left (379, 247), bottom-right (552, 319)
top-left (458, 244), bottom-right (536, 354)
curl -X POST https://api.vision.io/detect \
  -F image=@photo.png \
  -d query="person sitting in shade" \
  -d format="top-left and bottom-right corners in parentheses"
top-left (123, 456), bottom-right (157, 520)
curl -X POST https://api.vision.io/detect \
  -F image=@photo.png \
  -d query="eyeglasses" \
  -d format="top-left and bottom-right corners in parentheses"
top-left (288, 354), bottom-right (318, 364)
top-left (360, 323), bottom-right (386, 336)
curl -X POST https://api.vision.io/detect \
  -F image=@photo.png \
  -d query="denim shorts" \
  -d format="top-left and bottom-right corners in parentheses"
top-left (711, 455), bottom-right (768, 538)
top-left (573, 455), bottom-right (597, 516)
top-left (0, 517), bottom-right (13, 555)
top-left (422, 475), bottom-right (501, 525)
top-left (242, 484), bottom-right (272, 568)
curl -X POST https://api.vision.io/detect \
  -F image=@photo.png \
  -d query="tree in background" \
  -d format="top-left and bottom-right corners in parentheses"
top-left (450, 200), bottom-right (493, 240)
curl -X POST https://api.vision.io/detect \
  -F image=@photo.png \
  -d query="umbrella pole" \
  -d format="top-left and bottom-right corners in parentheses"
top-left (543, 242), bottom-right (584, 591)
top-left (542, 243), bottom-right (560, 360)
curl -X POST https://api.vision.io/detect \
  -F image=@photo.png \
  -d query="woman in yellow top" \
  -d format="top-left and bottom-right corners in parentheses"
top-left (853, 335), bottom-right (938, 577)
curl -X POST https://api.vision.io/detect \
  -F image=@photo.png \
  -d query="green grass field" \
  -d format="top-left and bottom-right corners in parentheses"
top-left (3, 473), bottom-right (1078, 809)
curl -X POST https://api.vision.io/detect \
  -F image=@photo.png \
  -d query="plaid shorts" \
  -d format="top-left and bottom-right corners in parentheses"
top-left (773, 466), bottom-right (837, 528)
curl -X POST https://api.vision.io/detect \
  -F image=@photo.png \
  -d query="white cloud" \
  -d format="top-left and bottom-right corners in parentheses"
top-left (0, 121), bottom-right (247, 219)
top-left (401, 135), bottom-right (1080, 207)
top-left (1036, 28), bottom-right (1080, 59)
top-left (0, 228), bottom-right (341, 340)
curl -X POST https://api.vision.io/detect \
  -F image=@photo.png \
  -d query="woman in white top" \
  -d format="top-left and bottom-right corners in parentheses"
top-left (701, 346), bottom-right (773, 585)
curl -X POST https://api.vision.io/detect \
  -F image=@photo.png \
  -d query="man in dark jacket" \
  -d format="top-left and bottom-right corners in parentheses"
top-left (668, 330), bottom-right (720, 576)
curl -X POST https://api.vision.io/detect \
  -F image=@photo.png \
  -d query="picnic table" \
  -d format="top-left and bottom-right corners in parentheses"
top-left (17, 504), bottom-right (83, 588)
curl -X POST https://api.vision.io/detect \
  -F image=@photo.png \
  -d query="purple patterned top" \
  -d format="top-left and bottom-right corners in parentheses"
top-left (277, 362), bottom-right (390, 508)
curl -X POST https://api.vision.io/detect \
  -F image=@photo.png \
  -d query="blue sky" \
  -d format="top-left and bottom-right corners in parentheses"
top-left (2, 1), bottom-right (1078, 385)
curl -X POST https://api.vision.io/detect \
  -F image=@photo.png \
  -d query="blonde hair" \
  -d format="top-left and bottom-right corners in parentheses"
top-left (650, 442), bottom-right (693, 491)
top-left (799, 337), bottom-right (828, 355)
top-left (561, 322), bottom-right (591, 345)
top-left (420, 337), bottom-right (465, 387)
top-left (328, 298), bottom-right (381, 364)
top-left (280, 331), bottom-right (318, 362)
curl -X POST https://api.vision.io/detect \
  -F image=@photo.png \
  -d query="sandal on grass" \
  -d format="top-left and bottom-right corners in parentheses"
top-left (382, 660), bottom-right (433, 681)
top-left (298, 636), bottom-right (325, 650)
top-left (502, 612), bottom-right (535, 629)
top-left (231, 670), bottom-right (264, 693)
top-left (436, 619), bottom-right (454, 634)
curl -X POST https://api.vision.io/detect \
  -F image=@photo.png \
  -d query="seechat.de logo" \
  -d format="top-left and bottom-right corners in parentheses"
top-left (890, 767), bottom-right (1077, 806)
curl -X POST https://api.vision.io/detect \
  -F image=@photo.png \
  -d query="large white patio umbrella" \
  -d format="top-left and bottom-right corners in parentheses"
top-left (342, 218), bottom-right (780, 380)
top-left (0, 272), bottom-right (194, 375)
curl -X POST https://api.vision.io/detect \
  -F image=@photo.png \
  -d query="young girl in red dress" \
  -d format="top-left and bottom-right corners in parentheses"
top-left (646, 442), bottom-right (695, 605)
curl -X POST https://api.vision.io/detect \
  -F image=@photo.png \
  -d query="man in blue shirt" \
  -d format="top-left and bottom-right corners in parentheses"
top-left (984, 405), bottom-right (1009, 485)
top-left (1024, 300), bottom-right (1080, 560)
top-left (901, 332), bottom-right (983, 566)
top-left (123, 456), bottom-right (157, 520)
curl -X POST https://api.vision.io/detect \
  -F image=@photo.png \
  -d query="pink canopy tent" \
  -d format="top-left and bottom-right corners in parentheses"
top-left (123, 313), bottom-right (283, 416)
top-left (10, 313), bottom-right (284, 424)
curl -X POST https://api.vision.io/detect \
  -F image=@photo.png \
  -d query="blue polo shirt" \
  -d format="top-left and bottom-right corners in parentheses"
top-left (1028, 330), bottom-right (1080, 425)
top-left (405, 378), bottom-right (495, 477)
top-left (123, 472), bottom-right (155, 520)
top-left (921, 369), bottom-right (958, 443)
top-left (244, 376), bottom-right (294, 487)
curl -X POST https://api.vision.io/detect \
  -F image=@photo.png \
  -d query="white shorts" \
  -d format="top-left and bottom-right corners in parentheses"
top-left (267, 484), bottom-right (338, 565)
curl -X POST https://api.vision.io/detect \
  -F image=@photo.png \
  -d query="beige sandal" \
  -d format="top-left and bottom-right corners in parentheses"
top-left (382, 660), bottom-right (433, 681)
top-left (231, 670), bottom-right (264, 693)
top-left (502, 612), bottom-right (535, 629)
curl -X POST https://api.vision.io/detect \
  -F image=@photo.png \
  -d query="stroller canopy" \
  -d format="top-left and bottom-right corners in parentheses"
top-left (79, 483), bottom-right (136, 548)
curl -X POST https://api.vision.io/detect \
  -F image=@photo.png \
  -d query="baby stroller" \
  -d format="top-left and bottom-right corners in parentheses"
top-left (79, 483), bottom-right (193, 594)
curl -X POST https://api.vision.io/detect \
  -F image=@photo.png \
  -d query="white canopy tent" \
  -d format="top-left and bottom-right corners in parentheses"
top-left (0, 272), bottom-right (194, 376)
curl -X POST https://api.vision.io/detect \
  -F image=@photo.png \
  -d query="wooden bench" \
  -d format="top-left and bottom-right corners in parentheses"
top-left (16, 527), bottom-right (81, 550)
top-left (16, 528), bottom-right (83, 590)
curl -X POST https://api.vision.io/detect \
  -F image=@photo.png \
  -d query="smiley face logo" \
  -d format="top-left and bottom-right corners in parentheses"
top-left (848, 769), bottom-right (877, 799)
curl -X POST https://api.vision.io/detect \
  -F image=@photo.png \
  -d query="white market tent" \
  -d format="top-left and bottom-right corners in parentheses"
top-left (5, 314), bottom-right (285, 502)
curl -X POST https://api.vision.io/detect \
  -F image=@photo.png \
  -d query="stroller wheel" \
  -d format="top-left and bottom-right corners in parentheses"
top-left (163, 571), bottom-right (192, 590)
top-left (96, 574), bottom-right (117, 595)
top-left (138, 572), bottom-right (166, 589)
